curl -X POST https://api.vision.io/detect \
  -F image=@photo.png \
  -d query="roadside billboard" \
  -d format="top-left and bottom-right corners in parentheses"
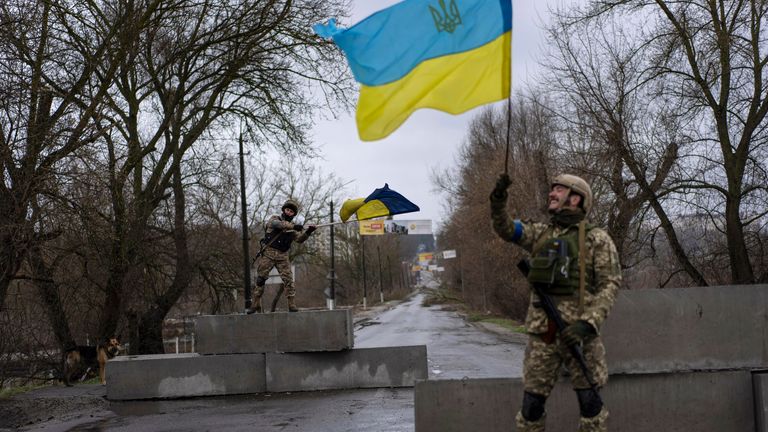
top-left (359, 220), bottom-right (385, 235)
top-left (385, 219), bottom-right (433, 235)
top-left (418, 252), bottom-right (434, 265)
top-left (359, 219), bottom-right (433, 236)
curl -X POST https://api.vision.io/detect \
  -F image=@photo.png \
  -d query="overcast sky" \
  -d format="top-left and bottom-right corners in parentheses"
top-left (310, 0), bottom-right (575, 231)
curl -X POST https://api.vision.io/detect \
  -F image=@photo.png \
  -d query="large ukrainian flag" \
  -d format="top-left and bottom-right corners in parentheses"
top-left (314, 0), bottom-right (512, 141)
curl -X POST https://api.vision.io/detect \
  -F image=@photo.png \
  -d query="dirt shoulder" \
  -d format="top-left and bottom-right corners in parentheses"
top-left (469, 320), bottom-right (528, 345)
top-left (0, 383), bottom-right (110, 431)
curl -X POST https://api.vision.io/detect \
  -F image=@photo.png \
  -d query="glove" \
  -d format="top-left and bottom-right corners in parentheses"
top-left (561, 320), bottom-right (596, 346)
top-left (292, 223), bottom-right (304, 231)
top-left (490, 173), bottom-right (512, 201)
top-left (305, 225), bottom-right (317, 235)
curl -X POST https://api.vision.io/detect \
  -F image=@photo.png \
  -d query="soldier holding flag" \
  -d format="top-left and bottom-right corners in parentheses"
top-left (490, 173), bottom-right (621, 432)
top-left (248, 199), bottom-right (317, 314)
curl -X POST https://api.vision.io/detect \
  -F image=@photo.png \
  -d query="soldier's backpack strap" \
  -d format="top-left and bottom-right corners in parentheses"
top-left (578, 220), bottom-right (587, 314)
top-left (531, 226), bottom-right (553, 257)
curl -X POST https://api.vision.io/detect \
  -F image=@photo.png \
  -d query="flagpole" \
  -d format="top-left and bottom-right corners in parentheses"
top-left (504, 0), bottom-right (513, 175)
top-left (314, 220), bottom-right (348, 228)
top-left (504, 96), bottom-right (511, 175)
top-left (313, 217), bottom-right (384, 228)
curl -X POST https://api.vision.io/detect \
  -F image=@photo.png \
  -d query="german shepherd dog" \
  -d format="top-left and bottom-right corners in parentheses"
top-left (62, 337), bottom-right (122, 386)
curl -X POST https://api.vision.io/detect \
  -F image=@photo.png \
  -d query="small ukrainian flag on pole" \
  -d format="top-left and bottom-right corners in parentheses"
top-left (314, 0), bottom-right (512, 141)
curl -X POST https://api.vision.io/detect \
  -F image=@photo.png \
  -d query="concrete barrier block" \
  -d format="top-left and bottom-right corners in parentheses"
top-left (106, 353), bottom-right (266, 400)
top-left (603, 284), bottom-right (768, 373)
top-left (754, 371), bottom-right (768, 432)
top-left (415, 370), bottom-right (754, 432)
top-left (266, 345), bottom-right (427, 392)
top-left (194, 309), bottom-right (353, 355)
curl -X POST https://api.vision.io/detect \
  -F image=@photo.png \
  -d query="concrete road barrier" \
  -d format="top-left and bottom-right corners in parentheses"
top-left (415, 371), bottom-right (756, 432)
top-left (194, 309), bottom-right (353, 355)
top-left (266, 345), bottom-right (428, 392)
top-left (603, 284), bottom-right (768, 374)
top-left (754, 371), bottom-right (768, 432)
top-left (106, 353), bottom-right (266, 400)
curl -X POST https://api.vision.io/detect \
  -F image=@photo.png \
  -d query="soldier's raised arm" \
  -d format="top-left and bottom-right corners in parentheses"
top-left (489, 173), bottom-right (516, 239)
top-left (489, 173), bottom-right (547, 253)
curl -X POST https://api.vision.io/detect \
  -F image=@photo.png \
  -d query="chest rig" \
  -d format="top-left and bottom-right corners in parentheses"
top-left (527, 221), bottom-right (593, 305)
top-left (262, 217), bottom-right (294, 252)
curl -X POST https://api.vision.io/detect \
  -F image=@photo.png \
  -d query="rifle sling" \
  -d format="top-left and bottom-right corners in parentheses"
top-left (578, 220), bottom-right (586, 314)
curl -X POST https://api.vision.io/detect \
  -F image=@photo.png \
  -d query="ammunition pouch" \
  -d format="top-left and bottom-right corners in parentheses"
top-left (527, 238), bottom-right (579, 295)
top-left (527, 222), bottom-right (601, 296)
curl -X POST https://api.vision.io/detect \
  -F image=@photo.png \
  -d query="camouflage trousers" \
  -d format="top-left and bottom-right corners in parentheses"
top-left (254, 247), bottom-right (295, 299)
top-left (516, 333), bottom-right (609, 432)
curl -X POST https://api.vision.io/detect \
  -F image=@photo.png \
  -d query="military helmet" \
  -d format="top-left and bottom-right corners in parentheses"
top-left (552, 174), bottom-right (592, 214)
top-left (282, 199), bottom-right (299, 213)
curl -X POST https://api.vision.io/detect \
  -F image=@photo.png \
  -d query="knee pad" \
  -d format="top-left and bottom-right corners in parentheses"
top-left (576, 388), bottom-right (603, 418)
top-left (255, 276), bottom-right (267, 287)
top-left (521, 391), bottom-right (547, 421)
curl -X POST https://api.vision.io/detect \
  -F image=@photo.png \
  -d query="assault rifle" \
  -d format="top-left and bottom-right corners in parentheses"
top-left (517, 259), bottom-right (602, 397)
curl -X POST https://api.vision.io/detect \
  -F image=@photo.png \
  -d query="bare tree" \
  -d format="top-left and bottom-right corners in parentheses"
top-left (581, 0), bottom-right (768, 283)
top-left (0, 0), bottom-right (165, 355)
top-left (70, 0), bottom-right (354, 352)
top-left (0, 0), bottom-right (353, 356)
top-left (433, 97), bottom-right (559, 319)
top-left (542, 10), bottom-right (704, 286)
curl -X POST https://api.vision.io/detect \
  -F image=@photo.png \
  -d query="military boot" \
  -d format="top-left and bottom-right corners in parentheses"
top-left (246, 296), bottom-right (262, 314)
top-left (287, 297), bottom-right (298, 312)
top-left (515, 411), bottom-right (545, 432)
top-left (578, 408), bottom-right (608, 432)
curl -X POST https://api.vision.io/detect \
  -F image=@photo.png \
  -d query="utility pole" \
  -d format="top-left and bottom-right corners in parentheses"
top-left (377, 244), bottom-right (384, 303)
top-left (361, 235), bottom-right (367, 310)
top-left (329, 200), bottom-right (336, 310)
top-left (238, 129), bottom-right (252, 313)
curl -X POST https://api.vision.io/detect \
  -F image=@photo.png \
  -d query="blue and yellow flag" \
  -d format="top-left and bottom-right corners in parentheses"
top-left (339, 184), bottom-right (420, 222)
top-left (314, 0), bottom-right (512, 141)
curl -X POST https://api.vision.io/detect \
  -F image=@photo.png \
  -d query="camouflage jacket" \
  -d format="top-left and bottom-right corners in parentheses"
top-left (490, 195), bottom-right (621, 334)
top-left (262, 214), bottom-right (311, 256)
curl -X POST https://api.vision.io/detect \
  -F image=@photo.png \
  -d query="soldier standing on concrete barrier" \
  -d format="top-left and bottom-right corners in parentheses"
top-left (490, 173), bottom-right (621, 432)
top-left (248, 199), bottom-right (316, 314)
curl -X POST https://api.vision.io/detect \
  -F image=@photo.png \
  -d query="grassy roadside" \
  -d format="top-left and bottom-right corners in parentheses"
top-left (465, 313), bottom-right (526, 333)
top-left (421, 287), bottom-right (526, 334)
top-left (0, 383), bottom-right (48, 399)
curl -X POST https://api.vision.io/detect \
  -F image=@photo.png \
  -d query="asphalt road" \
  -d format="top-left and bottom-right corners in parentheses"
top-left (356, 292), bottom-right (525, 379)
top-left (14, 291), bottom-right (524, 432)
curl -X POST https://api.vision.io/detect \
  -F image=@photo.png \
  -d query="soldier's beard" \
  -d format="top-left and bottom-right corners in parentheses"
top-left (550, 208), bottom-right (585, 227)
top-left (282, 211), bottom-right (294, 222)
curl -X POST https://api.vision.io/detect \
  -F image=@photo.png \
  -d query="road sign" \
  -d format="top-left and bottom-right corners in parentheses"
top-left (263, 265), bottom-right (295, 285)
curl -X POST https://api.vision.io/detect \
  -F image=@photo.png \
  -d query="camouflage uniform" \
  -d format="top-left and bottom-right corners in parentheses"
top-left (253, 214), bottom-right (311, 309)
top-left (490, 190), bottom-right (621, 432)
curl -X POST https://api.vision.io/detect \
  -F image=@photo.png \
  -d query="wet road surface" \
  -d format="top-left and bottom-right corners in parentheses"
top-left (356, 293), bottom-right (524, 379)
